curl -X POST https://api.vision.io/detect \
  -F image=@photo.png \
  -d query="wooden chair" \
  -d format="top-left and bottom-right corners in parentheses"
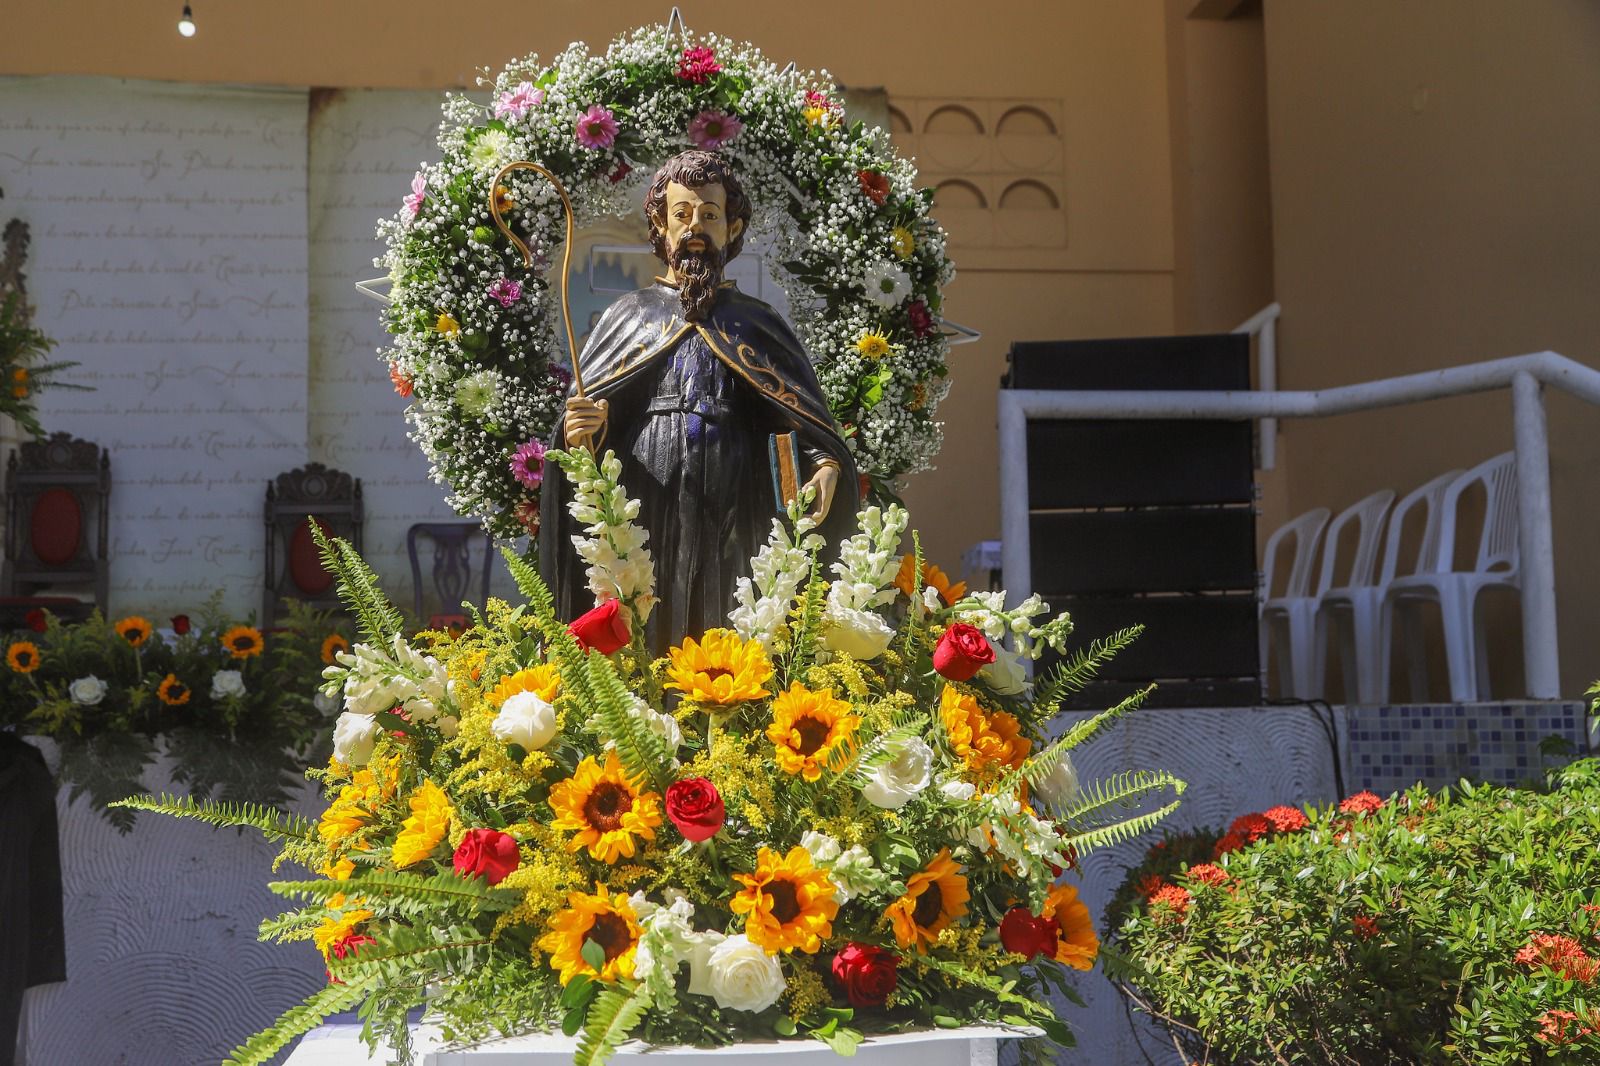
top-left (407, 522), bottom-right (493, 631)
top-left (262, 463), bottom-right (362, 629)
top-left (0, 432), bottom-right (109, 628)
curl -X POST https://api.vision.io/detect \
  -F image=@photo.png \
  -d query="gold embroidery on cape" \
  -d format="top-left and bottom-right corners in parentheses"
top-left (692, 325), bottom-right (838, 437)
top-left (584, 321), bottom-right (694, 392)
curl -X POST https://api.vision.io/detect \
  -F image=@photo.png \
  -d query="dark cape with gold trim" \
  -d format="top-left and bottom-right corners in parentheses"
top-left (539, 281), bottom-right (859, 653)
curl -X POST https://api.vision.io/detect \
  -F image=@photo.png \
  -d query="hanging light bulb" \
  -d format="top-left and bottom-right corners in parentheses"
top-left (177, 3), bottom-right (196, 36)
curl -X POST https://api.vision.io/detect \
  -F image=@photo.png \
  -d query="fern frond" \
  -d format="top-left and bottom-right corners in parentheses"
top-left (223, 977), bottom-right (372, 1065)
top-left (258, 908), bottom-right (322, 942)
top-left (1060, 768), bottom-right (1185, 825)
top-left (330, 923), bottom-right (495, 982)
top-left (892, 533), bottom-right (926, 685)
top-left (1052, 683), bottom-right (1153, 755)
top-left (501, 544), bottom-right (554, 613)
top-left (268, 869), bottom-right (522, 913)
top-left (575, 982), bottom-right (651, 1066)
top-left (585, 647), bottom-right (673, 793)
top-left (1064, 798), bottom-right (1183, 856)
top-left (109, 793), bottom-right (313, 841)
top-left (781, 558), bottom-right (826, 685)
top-left (1033, 626), bottom-right (1144, 715)
top-left (311, 524), bottom-right (404, 645)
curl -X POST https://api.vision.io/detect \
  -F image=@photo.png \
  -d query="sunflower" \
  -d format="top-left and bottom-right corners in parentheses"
top-left (548, 750), bottom-right (662, 863)
top-left (156, 673), bottom-right (191, 706)
top-left (856, 331), bottom-right (890, 359)
top-left (221, 625), bottom-right (264, 660)
top-left (320, 633), bottom-right (350, 664)
top-left (391, 780), bottom-right (454, 867)
top-left (766, 682), bottom-right (860, 782)
top-left (114, 615), bottom-right (153, 647)
top-left (1041, 881), bottom-right (1099, 970)
top-left (485, 664), bottom-right (561, 708)
top-left (664, 628), bottom-right (773, 706)
top-left (312, 894), bottom-right (375, 960)
top-left (6, 641), bottom-right (39, 674)
top-left (538, 884), bottom-right (642, 985)
top-left (886, 847), bottom-right (969, 952)
top-left (892, 554), bottom-right (968, 605)
top-left (731, 845), bottom-right (839, 954)
top-left (940, 685), bottom-right (1031, 774)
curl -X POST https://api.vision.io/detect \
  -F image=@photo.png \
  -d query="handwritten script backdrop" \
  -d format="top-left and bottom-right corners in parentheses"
top-left (0, 77), bottom-right (519, 620)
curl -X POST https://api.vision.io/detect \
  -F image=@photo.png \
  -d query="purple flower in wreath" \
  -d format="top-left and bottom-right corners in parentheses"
top-left (509, 438), bottom-right (546, 490)
top-left (494, 81), bottom-right (544, 120)
top-left (488, 277), bottom-right (523, 308)
top-left (403, 172), bottom-right (426, 219)
top-left (575, 105), bottom-right (620, 150)
top-left (687, 110), bottom-right (743, 150)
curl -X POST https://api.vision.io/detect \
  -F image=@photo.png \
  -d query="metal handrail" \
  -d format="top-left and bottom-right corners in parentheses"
top-left (998, 349), bottom-right (1600, 699)
top-left (1233, 301), bottom-right (1281, 469)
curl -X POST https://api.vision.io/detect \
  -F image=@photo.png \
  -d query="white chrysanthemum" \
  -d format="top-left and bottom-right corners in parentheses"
top-left (862, 259), bottom-right (911, 308)
top-left (454, 370), bottom-right (500, 417)
top-left (468, 129), bottom-right (512, 172)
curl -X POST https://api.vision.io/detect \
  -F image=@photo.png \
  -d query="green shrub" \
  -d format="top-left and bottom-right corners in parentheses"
top-left (1107, 760), bottom-right (1600, 1064)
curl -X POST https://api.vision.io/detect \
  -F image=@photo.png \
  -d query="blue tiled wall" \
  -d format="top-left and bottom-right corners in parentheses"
top-left (1342, 701), bottom-right (1589, 795)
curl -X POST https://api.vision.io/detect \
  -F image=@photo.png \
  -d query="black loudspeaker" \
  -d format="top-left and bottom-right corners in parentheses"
top-left (1005, 333), bottom-right (1259, 708)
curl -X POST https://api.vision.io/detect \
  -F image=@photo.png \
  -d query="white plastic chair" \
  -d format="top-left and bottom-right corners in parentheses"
top-left (1310, 488), bottom-right (1396, 704)
top-left (1381, 453), bottom-right (1520, 702)
top-left (1259, 507), bottom-right (1330, 699)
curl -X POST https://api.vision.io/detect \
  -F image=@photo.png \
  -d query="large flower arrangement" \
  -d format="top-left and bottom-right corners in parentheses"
top-left (4, 597), bottom-right (350, 829)
top-left (378, 24), bottom-right (955, 539)
top-left (125, 458), bottom-right (1181, 1066)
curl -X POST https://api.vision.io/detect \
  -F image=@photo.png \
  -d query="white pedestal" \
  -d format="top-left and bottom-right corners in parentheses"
top-left (285, 1023), bottom-right (1037, 1066)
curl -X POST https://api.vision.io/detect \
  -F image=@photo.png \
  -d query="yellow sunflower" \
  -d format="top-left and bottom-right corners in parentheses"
top-left (886, 847), bottom-right (970, 952)
top-left (391, 779), bottom-right (454, 867)
top-left (892, 554), bottom-right (968, 606)
top-left (538, 884), bottom-right (643, 985)
top-left (663, 628), bottom-right (773, 706)
top-left (320, 633), bottom-right (350, 664)
top-left (156, 673), bottom-right (191, 706)
top-left (318, 785), bottom-right (371, 847)
top-left (766, 682), bottom-right (860, 781)
top-left (1041, 881), bottom-right (1099, 970)
top-left (485, 664), bottom-right (561, 708)
top-left (313, 893), bottom-right (375, 960)
top-left (221, 625), bottom-right (264, 660)
top-left (6, 641), bottom-right (40, 674)
top-left (856, 331), bottom-right (890, 359)
top-left (891, 225), bottom-right (916, 259)
top-left (731, 845), bottom-right (839, 954)
top-left (114, 615), bottom-right (153, 648)
top-left (940, 685), bottom-right (1031, 774)
top-left (548, 750), bottom-right (662, 863)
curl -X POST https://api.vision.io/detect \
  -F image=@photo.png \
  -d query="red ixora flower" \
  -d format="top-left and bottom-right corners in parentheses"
top-left (1263, 805), bottom-right (1309, 833)
top-left (1148, 884), bottom-right (1190, 923)
top-left (1536, 1009), bottom-right (1597, 1046)
top-left (1135, 873), bottom-right (1166, 900)
top-left (1339, 790), bottom-right (1385, 816)
top-left (1516, 933), bottom-right (1599, 983)
top-left (1228, 812), bottom-right (1272, 843)
top-left (1212, 831), bottom-right (1247, 860)
top-left (1185, 863), bottom-right (1230, 889)
top-left (857, 170), bottom-right (891, 206)
top-left (676, 45), bottom-right (721, 83)
top-left (1352, 914), bottom-right (1381, 940)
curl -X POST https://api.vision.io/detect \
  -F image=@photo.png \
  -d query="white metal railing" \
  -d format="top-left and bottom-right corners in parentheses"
top-left (1233, 301), bottom-right (1281, 470)
top-left (998, 349), bottom-right (1600, 700)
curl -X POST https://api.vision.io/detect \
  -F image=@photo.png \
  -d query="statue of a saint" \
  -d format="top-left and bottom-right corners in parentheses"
top-left (540, 150), bottom-right (859, 653)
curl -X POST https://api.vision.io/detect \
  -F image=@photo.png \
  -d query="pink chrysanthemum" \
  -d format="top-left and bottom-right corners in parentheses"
top-left (509, 439), bottom-right (546, 490)
top-left (687, 110), bottom-right (743, 150)
top-left (575, 105), bottom-right (620, 150)
top-left (403, 172), bottom-right (426, 219)
top-left (488, 277), bottom-right (522, 308)
top-left (494, 81), bottom-right (544, 120)
top-left (676, 46), bottom-right (721, 84)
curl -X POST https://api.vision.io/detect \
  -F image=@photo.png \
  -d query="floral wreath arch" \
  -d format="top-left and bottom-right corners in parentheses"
top-left (377, 22), bottom-right (956, 541)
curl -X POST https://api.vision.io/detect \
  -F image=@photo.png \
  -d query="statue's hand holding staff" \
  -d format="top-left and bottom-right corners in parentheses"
top-left (563, 397), bottom-right (609, 451)
top-left (801, 461), bottom-right (839, 524)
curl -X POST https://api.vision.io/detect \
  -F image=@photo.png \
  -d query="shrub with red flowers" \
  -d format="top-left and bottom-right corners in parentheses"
top-left (1105, 760), bottom-right (1600, 1065)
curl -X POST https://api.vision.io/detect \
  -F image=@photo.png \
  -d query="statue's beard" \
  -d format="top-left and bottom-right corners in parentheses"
top-left (670, 238), bottom-right (725, 322)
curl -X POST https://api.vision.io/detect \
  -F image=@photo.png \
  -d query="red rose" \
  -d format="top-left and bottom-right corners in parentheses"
top-left (664, 777), bottom-right (725, 842)
top-left (830, 943), bottom-right (898, 1008)
top-left (170, 614), bottom-right (191, 636)
top-left (568, 599), bottom-right (630, 654)
top-left (325, 933), bottom-right (376, 983)
top-left (999, 907), bottom-right (1059, 960)
top-left (857, 169), bottom-right (891, 205)
top-left (609, 160), bottom-right (633, 184)
top-left (452, 827), bottom-right (520, 885)
top-left (906, 300), bottom-right (934, 338)
top-left (932, 623), bottom-right (995, 681)
top-left (23, 608), bottom-right (47, 633)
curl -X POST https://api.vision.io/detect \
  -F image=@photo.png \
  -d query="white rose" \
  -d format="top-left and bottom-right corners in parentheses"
top-left (800, 830), bottom-right (841, 865)
top-left (492, 690), bottom-right (558, 750)
top-left (940, 778), bottom-right (977, 802)
top-left (209, 669), bottom-right (246, 700)
top-left (1033, 749), bottom-right (1080, 811)
top-left (979, 649), bottom-right (1029, 696)
top-left (690, 934), bottom-right (785, 1013)
top-left (331, 711), bottom-right (380, 766)
top-left (68, 675), bottom-right (107, 707)
top-left (861, 736), bottom-right (933, 810)
top-left (819, 605), bottom-right (895, 660)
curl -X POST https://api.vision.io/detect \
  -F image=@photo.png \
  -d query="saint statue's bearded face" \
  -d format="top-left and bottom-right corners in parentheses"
top-left (657, 180), bottom-right (745, 323)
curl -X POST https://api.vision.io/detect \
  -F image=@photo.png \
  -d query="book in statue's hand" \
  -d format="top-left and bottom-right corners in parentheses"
top-left (769, 431), bottom-right (801, 513)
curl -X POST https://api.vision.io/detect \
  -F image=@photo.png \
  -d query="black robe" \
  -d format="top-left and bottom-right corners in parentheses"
top-left (540, 280), bottom-right (858, 654)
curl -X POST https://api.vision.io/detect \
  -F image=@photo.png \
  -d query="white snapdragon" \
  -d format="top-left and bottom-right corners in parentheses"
top-left (800, 830), bottom-right (842, 865)
top-left (939, 777), bottom-right (977, 803)
top-left (68, 675), bottom-right (107, 707)
top-left (828, 845), bottom-right (886, 902)
top-left (555, 448), bottom-right (657, 623)
top-left (729, 503), bottom-right (824, 649)
top-left (492, 691), bottom-right (558, 751)
top-left (861, 735), bottom-right (933, 810)
top-left (209, 670), bottom-right (246, 700)
top-left (950, 591), bottom-right (1074, 660)
top-left (1032, 749), bottom-right (1080, 811)
top-left (631, 893), bottom-right (698, 1005)
top-left (820, 504), bottom-right (909, 660)
top-left (332, 712), bottom-right (380, 766)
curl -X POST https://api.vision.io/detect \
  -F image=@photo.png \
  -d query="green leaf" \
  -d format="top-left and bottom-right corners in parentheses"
top-left (580, 938), bottom-right (607, 973)
top-left (773, 1017), bottom-right (798, 1037)
top-left (110, 792), bottom-right (313, 842)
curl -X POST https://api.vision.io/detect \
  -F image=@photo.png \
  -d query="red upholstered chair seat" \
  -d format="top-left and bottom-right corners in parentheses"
top-left (288, 517), bottom-right (335, 596)
top-left (30, 488), bottom-right (83, 566)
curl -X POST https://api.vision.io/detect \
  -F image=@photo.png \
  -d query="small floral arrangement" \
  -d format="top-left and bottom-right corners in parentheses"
top-left (2, 596), bottom-right (349, 829)
top-left (379, 24), bottom-right (955, 539)
top-left (0, 216), bottom-right (86, 437)
top-left (1106, 764), bottom-right (1600, 1065)
top-left (125, 457), bottom-right (1180, 1066)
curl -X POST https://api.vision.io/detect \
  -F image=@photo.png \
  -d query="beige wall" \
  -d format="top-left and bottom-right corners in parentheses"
top-left (1261, 0), bottom-right (1600, 698)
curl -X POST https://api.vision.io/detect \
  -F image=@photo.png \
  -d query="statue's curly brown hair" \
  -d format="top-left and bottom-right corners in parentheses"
top-left (644, 150), bottom-right (752, 262)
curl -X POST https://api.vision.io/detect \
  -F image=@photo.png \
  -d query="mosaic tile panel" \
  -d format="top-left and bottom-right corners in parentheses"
top-left (1341, 701), bottom-right (1589, 795)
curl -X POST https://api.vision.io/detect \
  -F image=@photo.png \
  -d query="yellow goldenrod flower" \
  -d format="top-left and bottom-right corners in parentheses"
top-left (856, 332), bottom-right (890, 359)
top-left (766, 682), bottom-right (860, 782)
top-left (391, 779), bottom-right (454, 867)
top-left (731, 845), bottom-right (839, 954)
top-left (664, 628), bottom-right (773, 706)
top-left (485, 664), bottom-right (561, 708)
top-left (548, 751), bottom-right (662, 864)
top-left (537, 883), bottom-right (642, 985)
top-left (940, 685), bottom-right (1031, 773)
top-left (886, 847), bottom-right (969, 952)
